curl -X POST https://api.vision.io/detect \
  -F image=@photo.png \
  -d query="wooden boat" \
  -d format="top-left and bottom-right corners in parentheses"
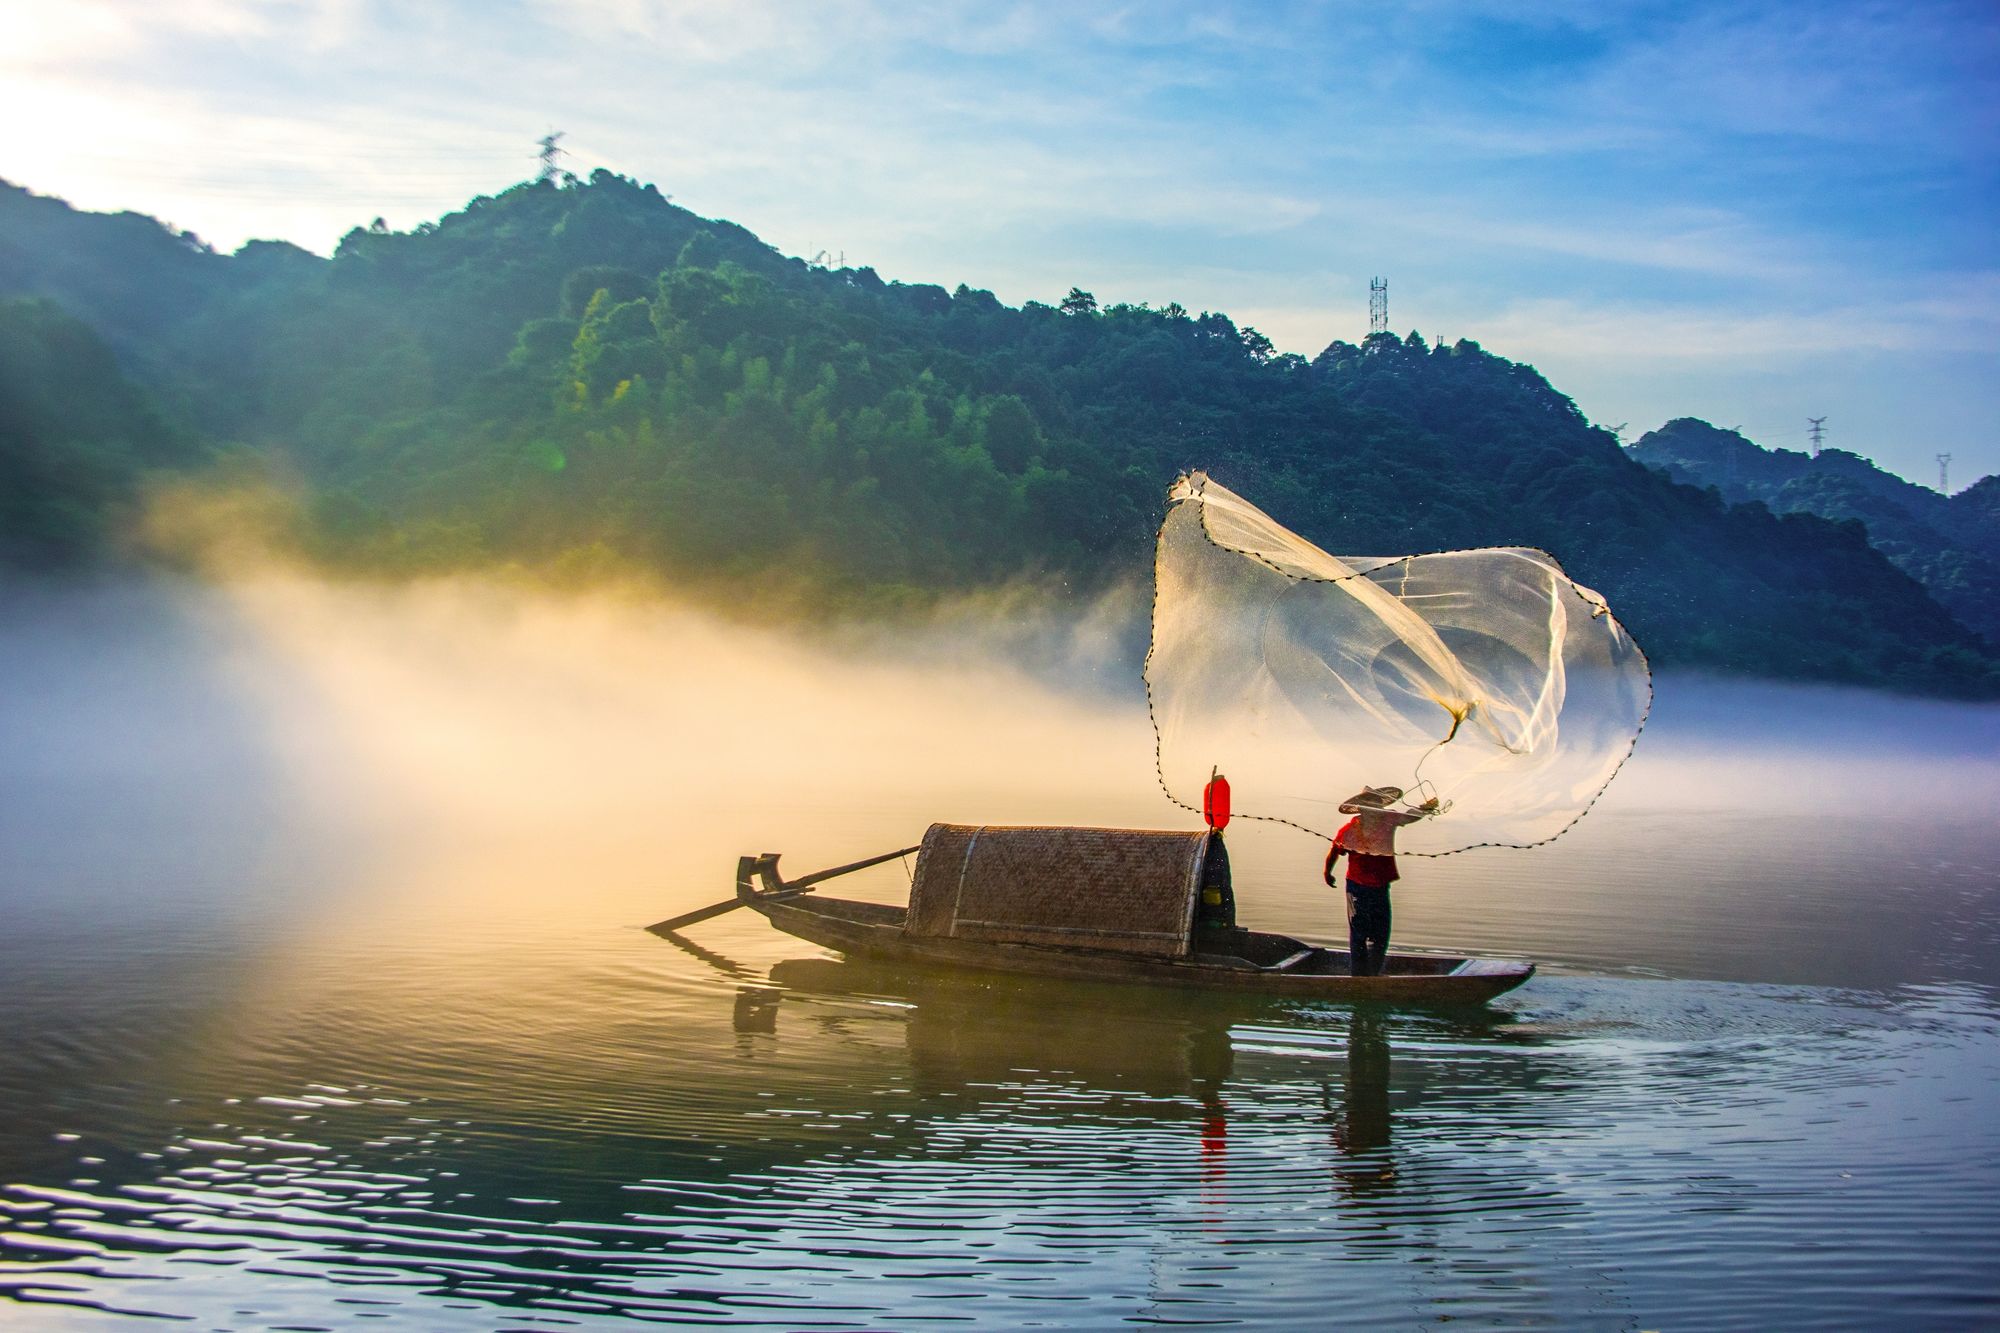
top-left (667, 822), bottom-right (1532, 1005)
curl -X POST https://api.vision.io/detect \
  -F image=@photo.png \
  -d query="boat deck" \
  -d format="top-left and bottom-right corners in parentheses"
top-left (754, 894), bottom-right (1531, 1003)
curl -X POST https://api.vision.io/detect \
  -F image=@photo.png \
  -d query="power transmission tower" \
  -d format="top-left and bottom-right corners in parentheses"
top-left (535, 132), bottom-right (568, 183)
top-left (1807, 416), bottom-right (1826, 456)
top-left (1369, 277), bottom-right (1388, 335)
top-left (1939, 453), bottom-right (1952, 493)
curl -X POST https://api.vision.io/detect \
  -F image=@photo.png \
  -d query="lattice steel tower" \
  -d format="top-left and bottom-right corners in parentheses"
top-left (535, 132), bottom-right (567, 183)
top-left (1939, 453), bottom-right (1952, 493)
top-left (1369, 277), bottom-right (1388, 335)
top-left (1808, 416), bottom-right (1826, 457)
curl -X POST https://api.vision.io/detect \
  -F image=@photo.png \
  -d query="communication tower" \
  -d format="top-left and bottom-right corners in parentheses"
top-left (535, 132), bottom-right (568, 183)
top-left (1369, 277), bottom-right (1388, 335)
top-left (1807, 416), bottom-right (1826, 456)
top-left (1939, 453), bottom-right (1952, 493)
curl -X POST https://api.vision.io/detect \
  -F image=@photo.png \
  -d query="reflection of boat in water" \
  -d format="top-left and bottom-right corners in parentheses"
top-left (668, 823), bottom-right (1531, 1005)
top-left (723, 959), bottom-right (1471, 1207)
top-left (766, 957), bottom-right (1238, 1098)
top-left (662, 941), bottom-right (1535, 1220)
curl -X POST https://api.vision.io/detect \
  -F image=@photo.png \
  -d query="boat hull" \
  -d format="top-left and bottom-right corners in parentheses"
top-left (754, 894), bottom-right (1533, 1005)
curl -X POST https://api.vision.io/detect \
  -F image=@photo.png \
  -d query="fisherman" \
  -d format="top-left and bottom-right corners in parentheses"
top-left (1324, 786), bottom-right (1438, 977)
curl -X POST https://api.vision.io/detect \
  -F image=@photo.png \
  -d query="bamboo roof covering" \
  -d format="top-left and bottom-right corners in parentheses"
top-left (905, 823), bottom-right (1214, 958)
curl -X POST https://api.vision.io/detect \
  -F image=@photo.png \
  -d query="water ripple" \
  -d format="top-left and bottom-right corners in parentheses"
top-left (5, 959), bottom-right (1998, 1329)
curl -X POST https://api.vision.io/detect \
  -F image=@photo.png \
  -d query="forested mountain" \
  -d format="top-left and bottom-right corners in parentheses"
top-left (0, 296), bottom-right (201, 565)
top-left (1, 173), bottom-right (1995, 696)
top-left (1630, 419), bottom-right (2000, 646)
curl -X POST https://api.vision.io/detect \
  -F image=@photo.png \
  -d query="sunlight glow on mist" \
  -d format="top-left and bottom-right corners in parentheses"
top-left (3, 575), bottom-right (1996, 986)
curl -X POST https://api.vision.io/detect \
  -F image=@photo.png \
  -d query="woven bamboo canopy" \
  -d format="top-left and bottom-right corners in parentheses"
top-left (905, 823), bottom-right (1221, 958)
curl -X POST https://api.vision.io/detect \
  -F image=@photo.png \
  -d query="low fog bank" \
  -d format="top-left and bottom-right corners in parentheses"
top-left (0, 578), bottom-right (344, 924)
top-left (0, 574), bottom-right (1165, 934)
top-left (1648, 669), bottom-right (2000, 760)
top-left (1612, 670), bottom-right (2000, 815)
top-left (2, 576), bottom-right (1995, 959)
top-left (6, 575), bottom-right (1994, 823)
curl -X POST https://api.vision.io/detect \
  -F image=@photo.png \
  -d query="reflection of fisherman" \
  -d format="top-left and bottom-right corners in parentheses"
top-left (1324, 786), bottom-right (1438, 976)
top-left (1341, 1011), bottom-right (1390, 1151)
top-left (1328, 1010), bottom-right (1396, 1198)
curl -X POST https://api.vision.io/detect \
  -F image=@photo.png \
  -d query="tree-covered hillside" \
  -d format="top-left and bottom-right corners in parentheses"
top-left (1630, 418), bottom-right (2000, 646)
top-left (1, 173), bottom-right (1995, 696)
top-left (0, 296), bottom-right (201, 565)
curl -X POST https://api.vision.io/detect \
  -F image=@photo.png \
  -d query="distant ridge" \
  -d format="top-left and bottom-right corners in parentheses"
top-left (2, 173), bottom-right (1995, 697)
top-left (1629, 419), bottom-right (1998, 647)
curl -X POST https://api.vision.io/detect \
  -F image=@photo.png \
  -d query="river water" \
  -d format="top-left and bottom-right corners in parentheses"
top-left (2, 580), bottom-right (1998, 1329)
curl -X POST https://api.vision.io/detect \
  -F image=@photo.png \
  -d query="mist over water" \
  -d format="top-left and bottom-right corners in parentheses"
top-left (3, 577), bottom-right (1998, 1328)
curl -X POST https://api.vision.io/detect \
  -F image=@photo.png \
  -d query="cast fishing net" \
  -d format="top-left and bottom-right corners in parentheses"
top-left (1147, 473), bottom-right (1651, 854)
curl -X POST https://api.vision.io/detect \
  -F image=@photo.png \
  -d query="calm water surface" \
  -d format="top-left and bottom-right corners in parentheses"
top-left (3, 583), bottom-right (1998, 1329)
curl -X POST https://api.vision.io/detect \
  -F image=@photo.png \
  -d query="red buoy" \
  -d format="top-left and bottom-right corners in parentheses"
top-left (1203, 772), bottom-right (1231, 831)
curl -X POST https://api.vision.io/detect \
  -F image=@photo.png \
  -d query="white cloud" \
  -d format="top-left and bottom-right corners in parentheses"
top-left (1, 0), bottom-right (366, 68)
top-left (1389, 203), bottom-right (1818, 282)
top-left (1470, 285), bottom-right (2000, 364)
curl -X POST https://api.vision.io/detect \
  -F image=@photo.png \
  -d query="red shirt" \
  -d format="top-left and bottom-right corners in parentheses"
top-left (1328, 816), bottom-right (1398, 888)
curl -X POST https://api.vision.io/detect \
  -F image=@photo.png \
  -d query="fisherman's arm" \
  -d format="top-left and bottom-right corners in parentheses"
top-left (1386, 799), bottom-right (1443, 827)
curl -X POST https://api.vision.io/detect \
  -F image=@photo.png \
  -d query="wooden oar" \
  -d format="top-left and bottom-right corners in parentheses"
top-left (647, 844), bottom-right (920, 935)
top-left (647, 894), bottom-right (766, 935)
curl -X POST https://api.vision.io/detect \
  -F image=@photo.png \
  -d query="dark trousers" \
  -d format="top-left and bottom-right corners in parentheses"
top-left (1346, 882), bottom-right (1392, 976)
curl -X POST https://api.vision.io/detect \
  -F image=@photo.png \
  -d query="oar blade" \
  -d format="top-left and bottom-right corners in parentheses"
top-left (647, 897), bottom-right (746, 935)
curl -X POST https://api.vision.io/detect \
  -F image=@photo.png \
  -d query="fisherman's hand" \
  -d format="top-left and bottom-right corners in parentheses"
top-left (1419, 797), bottom-right (1441, 813)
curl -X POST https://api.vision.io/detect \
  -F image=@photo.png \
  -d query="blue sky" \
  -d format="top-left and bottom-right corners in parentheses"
top-left (4, 0), bottom-right (1996, 485)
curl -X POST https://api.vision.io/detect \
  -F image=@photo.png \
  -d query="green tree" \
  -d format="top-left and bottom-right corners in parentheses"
top-left (1059, 287), bottom-right (1099, 316)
